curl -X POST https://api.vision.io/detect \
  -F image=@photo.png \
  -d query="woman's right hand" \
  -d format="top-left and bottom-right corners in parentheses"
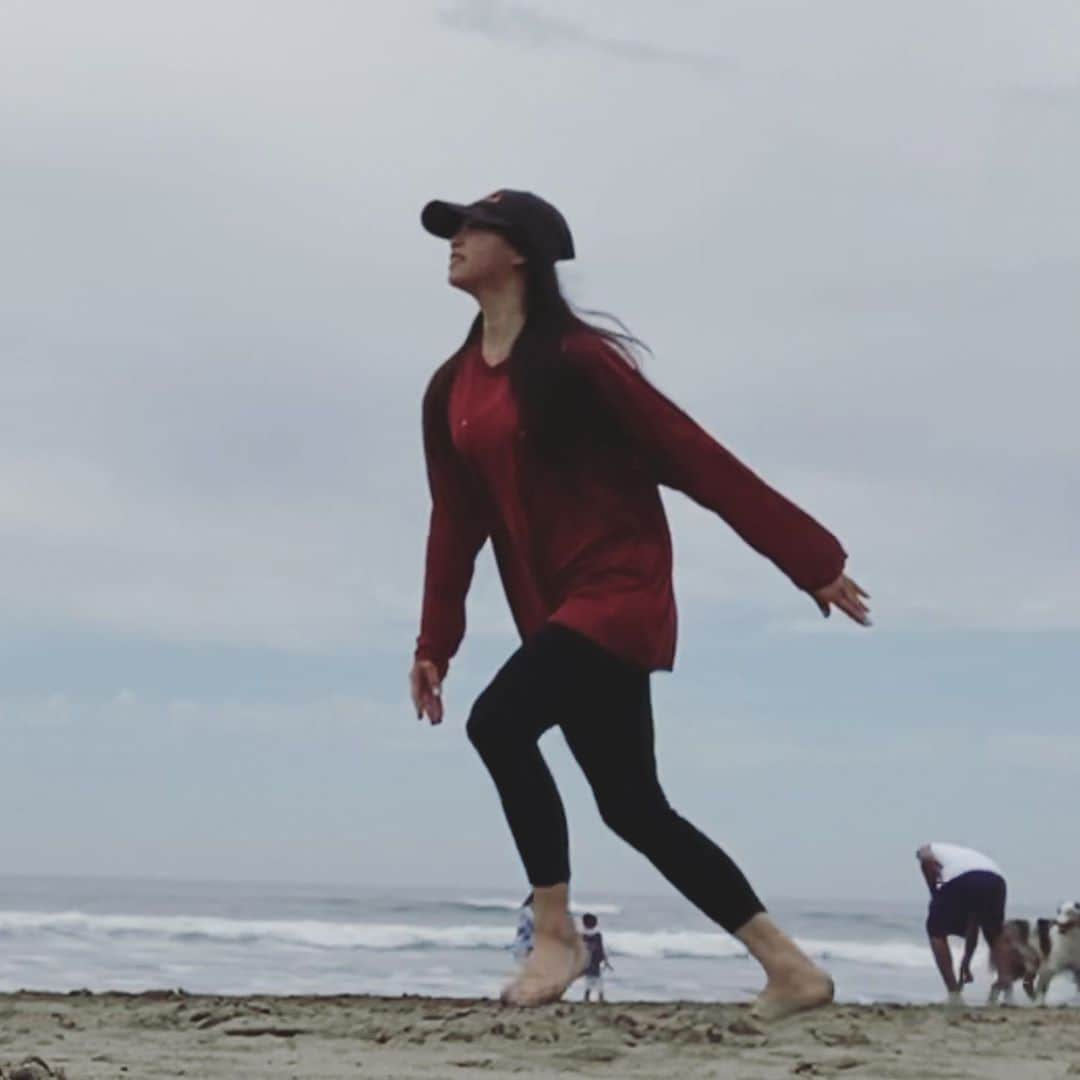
top-left (409, 659), bottom-right (444, 725)
top-left (812, 573), bottom-right (871, 625)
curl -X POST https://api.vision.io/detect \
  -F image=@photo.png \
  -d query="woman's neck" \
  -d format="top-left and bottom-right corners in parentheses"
top-left (475, 279), bottom-right (527, 366)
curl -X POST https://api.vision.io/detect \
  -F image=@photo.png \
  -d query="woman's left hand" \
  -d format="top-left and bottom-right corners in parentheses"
top-left (813, 574), bottom-right (871, 625)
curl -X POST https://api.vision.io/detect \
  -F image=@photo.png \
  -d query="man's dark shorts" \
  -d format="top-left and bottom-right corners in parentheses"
top-left (926, 870), bottom-right (1007, 942)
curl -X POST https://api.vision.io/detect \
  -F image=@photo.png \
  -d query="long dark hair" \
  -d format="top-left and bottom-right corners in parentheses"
top-left (423, 258), bottom-right (648, 475)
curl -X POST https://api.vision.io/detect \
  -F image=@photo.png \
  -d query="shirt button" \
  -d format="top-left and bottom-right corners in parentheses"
top-left (461, 419), bottom-right (469, 427)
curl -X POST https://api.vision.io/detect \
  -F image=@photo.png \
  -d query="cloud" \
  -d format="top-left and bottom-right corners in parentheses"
top-left (1, 0), bottom-right (1077, 659)
top-left (439, 0), bottom-right (731, 76)
top-left (988, 733), bottom-right (1080, 773)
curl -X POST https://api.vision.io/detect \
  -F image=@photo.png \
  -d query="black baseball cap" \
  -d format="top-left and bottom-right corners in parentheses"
top-left (421, 189), bottom-right (575, 262)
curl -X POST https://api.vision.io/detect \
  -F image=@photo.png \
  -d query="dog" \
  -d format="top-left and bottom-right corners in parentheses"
top-left (988, 919), bottom-right (1041, 1003)
top-left (1034, 900), bottom-right (1080, 1006)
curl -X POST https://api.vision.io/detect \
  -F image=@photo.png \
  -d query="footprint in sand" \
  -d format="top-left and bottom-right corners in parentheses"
top-left (3, 1057), bottom-right (68, 1080)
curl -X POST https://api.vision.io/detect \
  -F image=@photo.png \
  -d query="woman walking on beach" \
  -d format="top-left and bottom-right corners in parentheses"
top-left (409, 189), bottom-right (870, 1016)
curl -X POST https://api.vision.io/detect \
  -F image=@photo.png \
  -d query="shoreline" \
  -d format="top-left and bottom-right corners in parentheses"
top-left (2, 991), bottom-right (1078, 1079)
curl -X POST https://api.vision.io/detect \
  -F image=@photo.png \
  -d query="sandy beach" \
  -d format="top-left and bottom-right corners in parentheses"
top-left (2, 992), bottom-right (1078, 1079)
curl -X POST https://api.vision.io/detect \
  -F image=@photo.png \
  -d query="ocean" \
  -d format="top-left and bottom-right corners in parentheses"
top-left (0, 875), bottom-right (1072, 1005)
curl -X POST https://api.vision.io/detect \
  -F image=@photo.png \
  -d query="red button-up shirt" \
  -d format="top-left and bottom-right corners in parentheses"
top-left (416, 330), bottom-right (846, 677)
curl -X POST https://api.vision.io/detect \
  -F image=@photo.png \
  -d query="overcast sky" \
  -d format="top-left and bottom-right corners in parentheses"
top-left (2, 1), bottom-right (1077, 911)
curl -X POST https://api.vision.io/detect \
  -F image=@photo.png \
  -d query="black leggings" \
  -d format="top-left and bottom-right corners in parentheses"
top-left (466, 623), bottom-right (765, 934)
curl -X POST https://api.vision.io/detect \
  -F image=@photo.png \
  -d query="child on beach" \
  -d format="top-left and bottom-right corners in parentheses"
top-left (512, 893), bottom-right (535, 964)
top-left (581, 913), bottom-right (612, 1003)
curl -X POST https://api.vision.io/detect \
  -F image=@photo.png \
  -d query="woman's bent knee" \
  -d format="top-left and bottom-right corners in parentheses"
top-left (598, 796), bottom-right (672, 849)
top-left (465, 696), bottom-right (497, 751)
top-left (466, 687), bottom-right (524, 755)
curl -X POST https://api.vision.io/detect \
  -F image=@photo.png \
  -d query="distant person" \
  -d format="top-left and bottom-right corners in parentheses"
top-left (512, 893), bottom-right (534, 964)
top-left (409, 188), bottom-right (871, 1016)
top-left (581, 913), bottom-right (612, 1003)
top-left (917, 842), bottom-right (1015, 1004)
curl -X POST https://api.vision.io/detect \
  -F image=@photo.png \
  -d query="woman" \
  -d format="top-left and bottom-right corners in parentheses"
top-left (409, 189), bottom-right (870, 1015)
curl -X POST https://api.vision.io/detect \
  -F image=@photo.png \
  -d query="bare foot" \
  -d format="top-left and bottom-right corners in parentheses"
top-left (750, 962), bottom-right (834, 1022)
top-left (501, 927), bottom-right (587, 1007)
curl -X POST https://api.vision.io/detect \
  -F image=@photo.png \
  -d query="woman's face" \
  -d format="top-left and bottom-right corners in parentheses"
top-left (448, 224), bottom-right (524, 292)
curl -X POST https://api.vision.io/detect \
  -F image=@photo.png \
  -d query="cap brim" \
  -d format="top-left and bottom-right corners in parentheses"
top-left (421, 199), bottom-right (507, 239)
top-left (421, 200), bottom-right (468, 239)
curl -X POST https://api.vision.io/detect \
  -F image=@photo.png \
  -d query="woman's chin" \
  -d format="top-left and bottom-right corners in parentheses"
top-left (448, 270), bottom-right (475, 293)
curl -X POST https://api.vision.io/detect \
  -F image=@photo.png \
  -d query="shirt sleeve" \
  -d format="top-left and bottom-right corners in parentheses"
top-left (569, 336), bottom-right (847, 593)
top-left (415, 409), bottom-right (489, 679)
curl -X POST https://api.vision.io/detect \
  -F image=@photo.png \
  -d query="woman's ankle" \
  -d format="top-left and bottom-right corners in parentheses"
top-left (530, 883), bottom-right (575, 939)
top-left (735, 913), bottom-right (816, 980)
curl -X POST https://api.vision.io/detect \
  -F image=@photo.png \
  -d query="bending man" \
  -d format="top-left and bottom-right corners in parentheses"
top-left (917, 841), bottom-right (1015, 1005)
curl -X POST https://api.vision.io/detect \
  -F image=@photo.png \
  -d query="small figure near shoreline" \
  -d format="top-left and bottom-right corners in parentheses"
top-left (581, 912), bottom-right (613, 1003)
top-left (512, 893), bottom-right (535, 965)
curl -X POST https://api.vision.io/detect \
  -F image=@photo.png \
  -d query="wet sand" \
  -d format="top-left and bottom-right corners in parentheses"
top-left (2, 991), bottom-right (1078, 1079)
